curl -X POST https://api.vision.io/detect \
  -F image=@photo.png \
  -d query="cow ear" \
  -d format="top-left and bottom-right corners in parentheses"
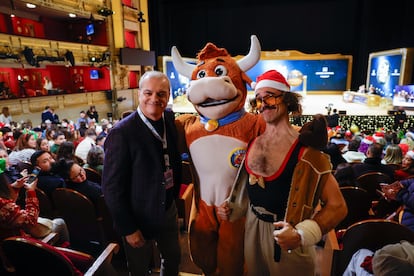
top-left (241, 72), bottom-right (253, 89)
top-left (299, 114), bottom-right (328, 150)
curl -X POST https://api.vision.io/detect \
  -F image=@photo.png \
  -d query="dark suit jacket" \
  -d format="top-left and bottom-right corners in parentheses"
top-left (102, 110), bottom-right (182, 238)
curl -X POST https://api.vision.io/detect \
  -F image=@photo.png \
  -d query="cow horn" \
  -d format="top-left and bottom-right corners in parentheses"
top-left (237, 35), bottom-right (261, 72)
top-left (171, 46), bottom-right (195, 78)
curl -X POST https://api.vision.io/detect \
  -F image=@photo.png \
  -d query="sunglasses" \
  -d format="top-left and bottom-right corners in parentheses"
top-left (252, 93), bottom-right (283, 109)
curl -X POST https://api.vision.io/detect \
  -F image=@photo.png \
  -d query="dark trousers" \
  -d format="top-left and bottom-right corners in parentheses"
top-left (122, 203), bottom-right (181, 276)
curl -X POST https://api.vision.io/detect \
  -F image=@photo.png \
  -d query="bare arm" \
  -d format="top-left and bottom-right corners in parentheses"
top-left (313, 174), bottom-right (348, 234)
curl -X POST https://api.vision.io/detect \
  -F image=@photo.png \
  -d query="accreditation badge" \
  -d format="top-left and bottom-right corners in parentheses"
top-left (164, 169), bottom-right (174, 189)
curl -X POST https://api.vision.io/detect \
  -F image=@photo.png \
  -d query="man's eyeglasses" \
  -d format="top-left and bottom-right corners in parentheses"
top-left (252, 93), bottom-right (283, 109)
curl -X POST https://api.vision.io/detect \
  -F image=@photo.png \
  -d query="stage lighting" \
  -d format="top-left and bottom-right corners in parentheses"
top-left (97, 7), bottom-right (114, 17)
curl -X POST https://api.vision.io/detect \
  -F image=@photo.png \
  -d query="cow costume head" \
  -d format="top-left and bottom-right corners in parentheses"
top-left (172, 35), bottom-right (261, 120)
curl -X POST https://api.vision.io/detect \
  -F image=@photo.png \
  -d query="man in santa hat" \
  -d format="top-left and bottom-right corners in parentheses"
top-left (235, 69), bottom-right (347, 275)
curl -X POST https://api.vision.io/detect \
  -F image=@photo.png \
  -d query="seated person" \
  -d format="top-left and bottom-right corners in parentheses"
top-left (323, 141), bottom-right (347, 170)
top-left (54, 159), bottom-right (102, 207)
top-left (0, 158), bottom-right (69, 244)
top-left (394, 150), bottom-right (414, 180)
top-left (343, 241), bottom-right (414, 275)
top-left (335, 143), bottom-right (394, 186)
top-left (83, 146), bottom-right (104, 176)
top-left (30, 150), bottom-right (66, 198)
top-left (50, 131), bottom-right (67, 155)
top-left (381, 179), bottom-right (414, 232)
top-left (8, 133), bottom-right (37, 166)
top-left (0, 149), bottom-right (22, 183)
top-left (342, 138), bottom-right (366, 163)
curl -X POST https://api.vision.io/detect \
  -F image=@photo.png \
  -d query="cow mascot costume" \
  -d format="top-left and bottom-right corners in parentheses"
top-left (172, 35), bottom-right (327, 275)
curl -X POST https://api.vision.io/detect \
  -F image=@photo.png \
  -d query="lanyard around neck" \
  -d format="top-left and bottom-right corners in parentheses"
top-left (137, 107), bottom-right (170, 168)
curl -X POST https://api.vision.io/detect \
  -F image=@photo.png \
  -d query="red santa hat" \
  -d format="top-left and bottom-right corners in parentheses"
top-left (252, 70), bottom-right (290, 93)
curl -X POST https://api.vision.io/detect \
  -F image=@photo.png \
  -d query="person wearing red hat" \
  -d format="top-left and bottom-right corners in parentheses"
top-left (242, 69), bottom-right (347, 275)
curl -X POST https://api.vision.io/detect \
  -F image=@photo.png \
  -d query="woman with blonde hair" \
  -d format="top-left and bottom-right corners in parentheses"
top-left (382, 144), bottom-right (403, 168)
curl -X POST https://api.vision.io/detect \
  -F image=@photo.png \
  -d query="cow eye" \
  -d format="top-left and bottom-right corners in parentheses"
top-left (214, 65), bottom-right (227, 76)
top-left (196, 70), bottom-right (206, 79)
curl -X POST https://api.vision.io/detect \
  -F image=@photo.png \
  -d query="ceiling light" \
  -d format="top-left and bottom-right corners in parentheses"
top-left (26, 3), bottom-right (36, 9)
top-left (69, 13), bottom-right (76, 18)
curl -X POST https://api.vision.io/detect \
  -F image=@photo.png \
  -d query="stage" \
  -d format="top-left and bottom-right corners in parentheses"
top-left (301, 93), bottom-right (414, 116)
top-left (172, 92), bottom-right (414, 116)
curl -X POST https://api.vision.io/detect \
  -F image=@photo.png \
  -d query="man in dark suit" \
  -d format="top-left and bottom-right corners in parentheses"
top-left (102, 71), bottom-right (182, 275)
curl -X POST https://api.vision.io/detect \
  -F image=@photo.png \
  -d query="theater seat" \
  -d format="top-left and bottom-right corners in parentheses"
top-left (330, 219), bottom-right (414, 275)
top-left (1, 236), bottom-right (119, 276)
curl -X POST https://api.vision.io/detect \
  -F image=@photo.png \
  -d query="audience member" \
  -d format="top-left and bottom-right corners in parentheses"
top-left (41, 106), bottom-right (54, 123)
top-left (327, 108), bottom-right (340, 128)
top-left (0, 107), bottom-right (12, 125)
top-left (0, 149), bottom-right (22, 183)
top-left (56, 141), bottom-right (83, 165)
top-left (43, 76), bottom-right (53, 91)
top-left (381, 144), bottom-right (403, 168)
top-left (8, 133), bottom-right (37, 166)
top-left (0, 158), bottom-right (69, 244)
top-left (381, 178), bottom-right (414, 231)
top-left (75, 111), bottom-right (91, 130)
top-left (342, 138), bottom-right (366, 163)
top-left (1, 126), bottom-right (15, 151)
top-left (344, 241), bottom-right (414, 276)
top-left (394, 106), bottom-right (407, 131)
top-left (394, 150), bottom-right (414, 180)
top-left (30, 150), bottom-right (65, 198)
top-left (75, 128), bottom-right (97, 163)
top-left (83, 146), bottom-right (104, 175)
top-left (51, 108), bottom-right (60, 124)
top-left (86, 105), bottom-right (99, 122)
top-left (95, 134), bottom-right (106, 149)
top-left (36, 137), bottom-right (50, 152)
top-left (324, 142), bottom-right (347, 170)
top-left (50, 131), bottom-right (66, 154)
top-left (55, 159), bottom-right (102, 206)
top-left (335, 142), bottom-right (394, 186)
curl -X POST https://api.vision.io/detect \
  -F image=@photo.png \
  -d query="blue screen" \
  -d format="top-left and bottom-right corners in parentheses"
top-left (246, 59), bottom-right (350, 92)
top-left (367, 54), bottom-right (403, 98)
top-left (86, 24), bottom-right (95, 36)
top-left (165, 60), bottom-right (196, 99)
top-left (393, 85), bottom-right (414, 107)
top-left (165, 58), bottom-right (350, 95)
top-left (90, 69), bottom-right (99, 79)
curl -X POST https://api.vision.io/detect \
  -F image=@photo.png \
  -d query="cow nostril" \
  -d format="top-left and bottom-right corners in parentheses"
top-left (224, 79), bottom-right (230, 83)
